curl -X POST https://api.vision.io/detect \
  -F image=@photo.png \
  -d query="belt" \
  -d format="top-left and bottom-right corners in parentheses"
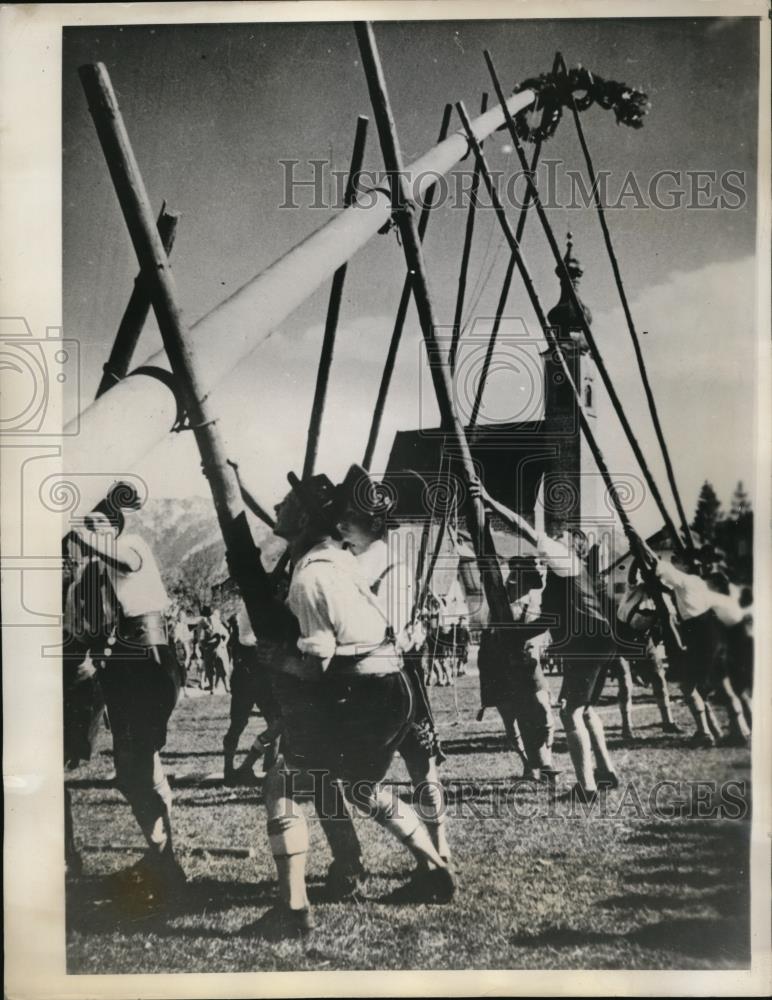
top-left (118, 612), bottom-right (168, 647)
top-left (327, 642), bottom-right (402, 677)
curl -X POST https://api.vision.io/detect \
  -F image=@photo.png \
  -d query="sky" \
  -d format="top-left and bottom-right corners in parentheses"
top-left (62, 15), bottom-right (761, 536)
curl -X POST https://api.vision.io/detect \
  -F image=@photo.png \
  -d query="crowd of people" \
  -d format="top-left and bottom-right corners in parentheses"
top-left (62, 470), bottom-right (754, 938)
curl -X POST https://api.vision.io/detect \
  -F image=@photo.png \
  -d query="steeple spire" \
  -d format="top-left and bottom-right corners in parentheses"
top-left (547, 232), bottom-right (592, 346)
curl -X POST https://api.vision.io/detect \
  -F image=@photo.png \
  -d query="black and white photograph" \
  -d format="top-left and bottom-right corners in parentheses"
top-left (2, 3), bottom-right (770, 996)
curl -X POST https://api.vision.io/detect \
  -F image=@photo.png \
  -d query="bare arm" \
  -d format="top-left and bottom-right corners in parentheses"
top-left (72, 528), bottom-right (141, 573)
top-left (468, 480), bottom-right (538, 546)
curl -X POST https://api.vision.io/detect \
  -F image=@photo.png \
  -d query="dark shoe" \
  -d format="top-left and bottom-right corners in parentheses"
top-left (687, 731), bottom-right (716, 749)
top-left (384, 864), bottom-right (456, 904)
top-left (594, 768), bottom-right (620, 790)
top-left (622, 728), bottom-right (636, 741)
top-left (663, 721), bottom-right (683, 734)
top-left (723, 732), bottom-right (750, 748)
top-left (107, 852), bottom-right (186, 908)
top-left (224, 765), bottom-right (260, 787)
top-left (323, 860), bottom-right (366, 902)
top-left (275, 903), bottom-right (315, 937)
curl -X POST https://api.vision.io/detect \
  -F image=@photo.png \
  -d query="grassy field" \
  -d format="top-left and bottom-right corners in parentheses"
top-left (66, 663), bottom-right (751, 973)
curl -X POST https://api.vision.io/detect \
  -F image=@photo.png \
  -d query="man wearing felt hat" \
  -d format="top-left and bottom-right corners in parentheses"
top-left (261, 471), bottom-right (455, 937)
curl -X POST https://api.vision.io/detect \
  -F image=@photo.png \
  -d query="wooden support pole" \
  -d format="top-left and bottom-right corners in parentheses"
top-left (64, 69), bottom-right (536, 514)
top-left (469, 140), bottom-right (541, 427)
top-left (455, 100), bottom-right (682, 652)
top-left (355, 22), bottom-right (514, 629)
top-left (448, 92), bottom-right (487, 376)
top-left (303, 115), bottom-right (369, 479)
top-left (555, 53), bottom-right (695, 553)
top-left (78, 62), bottom-right (289, 644)
top-left (483, 50), bottom-right (684, 554)
top-left (95, 204), bottom-right (179, 399)
top-left (362, 103), bottom-right (453, 472)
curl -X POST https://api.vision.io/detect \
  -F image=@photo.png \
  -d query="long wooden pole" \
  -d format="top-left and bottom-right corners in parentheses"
top-left (456, 100), bottom-right (682, 652)
top-left (64, 67), bottom-right (536, 516)
top-left (557, 53), bottom-right (695, 552)
top-left (355, 23), bottom-right (514, 629)
top-left (448, 92), bottom-right (487, 376)
top-left (78, 63), bottom-right (289, 644)
top-left (469, 140), bottom-right (541, 427)
top-left (483, 50), bottom-right (684, 554)
top-left (362, 103), bottom-right (453, 471)
top-left (95, 204), bottom-right (179, 398)
top-left (303, 115), bottom-right (369, 479)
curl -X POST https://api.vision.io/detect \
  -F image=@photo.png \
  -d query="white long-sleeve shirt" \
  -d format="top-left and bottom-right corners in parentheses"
top-left (287, 538), bottom-right (389, 664)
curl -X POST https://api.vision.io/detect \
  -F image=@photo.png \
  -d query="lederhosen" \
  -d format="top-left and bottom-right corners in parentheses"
top-left (371, 561), bottom-right (445, 763)
top-left (271, 552), bottom-right (414, 784)
top-left (540, 567), bottom-right (616, 706)
top-left (98, 611), bottom-right (183, 753)
top-left (477, 619), bottom-right (551, 712)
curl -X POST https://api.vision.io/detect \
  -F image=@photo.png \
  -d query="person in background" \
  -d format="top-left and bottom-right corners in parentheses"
top-left (199, 605), bottom-right (230, 694)
top-left (222, 600), bottom-right (281, 785)
top-left (71, 489), bottom-right (185, 907)
top-left (471, 481), bottom-right (619, 804)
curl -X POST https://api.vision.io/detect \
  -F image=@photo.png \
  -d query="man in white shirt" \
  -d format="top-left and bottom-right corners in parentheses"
top-left (334, 463), bottom-right (451, 867)
top-left (261, 473), bottom-right (455, 937)
top-left (72, 492), bottom-right (185, 907)
top-left (655, 554), bottom-right (750, 747)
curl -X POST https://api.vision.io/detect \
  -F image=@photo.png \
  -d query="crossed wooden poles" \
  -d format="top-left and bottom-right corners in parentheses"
top-left (72, 23), bottom-right (687, 654)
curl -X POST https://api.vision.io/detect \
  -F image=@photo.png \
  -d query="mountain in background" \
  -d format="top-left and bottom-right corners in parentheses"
top-left (126, 496), bottom-right (285, 610)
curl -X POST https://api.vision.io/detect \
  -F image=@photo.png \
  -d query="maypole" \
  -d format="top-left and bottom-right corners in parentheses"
top-left (64, 77), bottom-right (538, 517)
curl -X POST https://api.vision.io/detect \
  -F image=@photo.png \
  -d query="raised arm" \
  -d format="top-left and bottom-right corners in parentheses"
top-left (468, 479), bottom-right (538, 546)
top-left (72, 526), bottom-right (141, 573)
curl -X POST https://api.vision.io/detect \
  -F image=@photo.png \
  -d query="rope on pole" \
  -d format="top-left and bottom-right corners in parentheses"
top-left (483, 50), bottom-right (685, 556)
top-left (303, 115), bottom-right (369, 480)
top-left (556, 52), bottom-right (695, 553)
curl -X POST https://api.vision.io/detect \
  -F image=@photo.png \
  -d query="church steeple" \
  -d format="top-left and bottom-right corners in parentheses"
top-left (546, 232), bottom-right (592, 349)
top-left (540, 233), bottom-right (598, 537)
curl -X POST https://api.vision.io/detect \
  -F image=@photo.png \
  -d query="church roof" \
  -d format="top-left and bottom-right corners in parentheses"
top-left (383, 420), bottom-right (548, 520)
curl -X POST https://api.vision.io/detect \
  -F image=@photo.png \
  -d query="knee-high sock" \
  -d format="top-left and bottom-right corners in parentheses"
top-left (719, 677), bottom-right (751, 738)
top-left (312, 772), bottom-right (363, 873)
top-left (403, 752), bottom-right (450, 861)
top-left (115, 747), bottom-right (174, 858)
top-left (354, 784), bottom-right (446, 869)
top-left (562, 706), bottom-right (596, 791)
top-left (584, 706), bottom-right (615, 775)
top-left (651, 669), bottom-right (674, 726)
top-left (682, 685), bottom-right (712, 737)
top-left (264, 765), bottom-right (308, 909)
top-left (617, 659), bottom-right (634, 736)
